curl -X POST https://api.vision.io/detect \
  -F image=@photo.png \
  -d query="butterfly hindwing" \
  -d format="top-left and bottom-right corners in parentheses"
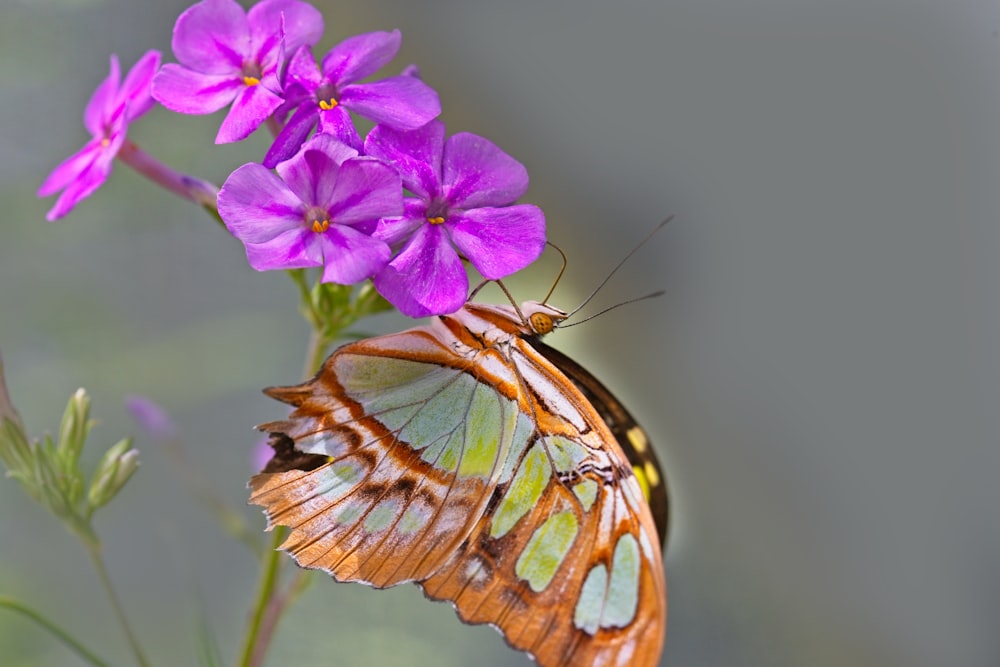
top-left (530, 338), bottom-right (670, 546)
top-left (249, 301), bottom-right (667, 667)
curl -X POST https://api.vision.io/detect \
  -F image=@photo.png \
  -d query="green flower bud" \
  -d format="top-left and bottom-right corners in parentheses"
top-left (56, 388), bottom-right (91, 469)
top-left (87, 438), bottom-right (139, 510)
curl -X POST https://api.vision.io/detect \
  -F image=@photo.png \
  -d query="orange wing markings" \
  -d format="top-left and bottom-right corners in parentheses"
top-left (249, 302), bottom-right (667, 667)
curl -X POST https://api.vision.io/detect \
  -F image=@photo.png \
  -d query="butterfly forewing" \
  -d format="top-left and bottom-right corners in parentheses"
top-left (249, 301), bottom-right (667, 667)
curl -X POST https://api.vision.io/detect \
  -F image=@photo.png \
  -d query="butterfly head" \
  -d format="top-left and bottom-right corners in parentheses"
top-left (519, 300), bottom-right (569, 336)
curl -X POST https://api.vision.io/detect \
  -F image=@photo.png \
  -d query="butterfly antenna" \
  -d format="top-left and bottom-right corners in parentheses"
top-left (559, 290), bottom-right (666, 328)
top-left (541, 241), bottom-right (568, 306)
top-left (567, 214), bottom-right (675, 318)
top-left (494, 279), bottom-right (527, 323)
top-left (468, 279), bottom-right (490, 302)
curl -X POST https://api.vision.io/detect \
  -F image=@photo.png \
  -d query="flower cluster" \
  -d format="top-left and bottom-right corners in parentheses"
top-left (37, 0), bottom-right (547, 317)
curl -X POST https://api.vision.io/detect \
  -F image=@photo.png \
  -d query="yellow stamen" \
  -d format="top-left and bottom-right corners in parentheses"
top-left (100, 138), bottom-right (111, 148)
top-left (319, 99), bottom-right (338, 110)
top-left (427, 216), bottom-right (445, 225)
top-left (243, 76), bottom-right (260, 86)
top-left (311, 219), bottom-right (330, 233)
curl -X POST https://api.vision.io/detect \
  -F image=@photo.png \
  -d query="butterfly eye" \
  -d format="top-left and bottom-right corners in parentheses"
top-left (529, 311), bottom-right (555, 335)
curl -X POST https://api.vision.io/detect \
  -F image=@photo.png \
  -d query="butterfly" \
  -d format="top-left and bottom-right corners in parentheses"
top-left (250, 298), bottom-right (669, 667)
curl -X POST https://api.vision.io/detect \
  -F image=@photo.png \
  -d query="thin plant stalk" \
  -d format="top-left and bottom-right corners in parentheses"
top-left (0, 595), bottom-right (113, 667)
top-left (88, 546), bottom-right (152, 667)
top-left (237, 328), bottom-right (331, 667)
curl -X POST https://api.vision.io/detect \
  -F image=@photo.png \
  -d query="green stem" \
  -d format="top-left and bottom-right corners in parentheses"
top-left (0, 595), bottom-right (112, 667)
top-left (302, 328), bottom-right (328, 379)
top-left (237, 528), bottom-right (286, 667)
top-left (237, 327), bottom-right (329, 667)
top-left (87, 546), bottom-right (151, 667)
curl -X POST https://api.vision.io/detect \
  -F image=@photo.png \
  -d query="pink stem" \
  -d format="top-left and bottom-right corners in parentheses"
top-left (117, 140), bottom-right (220, 212)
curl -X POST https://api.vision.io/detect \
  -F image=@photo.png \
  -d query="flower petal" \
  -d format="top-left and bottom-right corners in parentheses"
top-left (249, 0), bottom-right (323, 62)
top-left (218, 162), bottom-right (304, 243)
top-left (374, 203), bottom-right (427, 245)
top-left (374, 223), bottom-right (468, 317)
top-left (43, 153), bottom-right (114, 221)
top-left (216, 82), bottom-right (284, 143)
top-left (448, 204), bottom-right (546, 279)
top-left (37, 140), bottom-right (102, 197)
top-left (83, 55), bottom-right (120, 136)
top-left (317, 226), bottom-right (391, 284)
top-left (275, 133), bottom-right (358, 206)
top-left (152, 65), bottom-right (241, 114)
top-left (443, 132), bottom-right (529, 209)
top-left (282, 45), bottom-right (322, 92)
top-left (316, 105), bottom-right (361, 151)
top-left (170, 0), bottom-right (249, 74)
top-left (340, 76), bottom-right (440, 129)
top-left (327, 158), bottom-right (403, 225)
top-left (120, 50), bottom-right (162, 120)
top-left (364, 121), bottom-right (445, 201)
top-left (321, 30), bottom-right (401, 86)
top-left (245, 228), bottom-right (323, 270)
top-left (263, 101), bottom-right (319, 167)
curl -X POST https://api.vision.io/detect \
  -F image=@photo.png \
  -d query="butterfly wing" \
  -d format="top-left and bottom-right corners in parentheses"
top-left (251, 325), bottom-right (526, 585)
top-left (250, 318), bottom-right (666, 667)
top-left (530, 338), bottom-right (670, 547)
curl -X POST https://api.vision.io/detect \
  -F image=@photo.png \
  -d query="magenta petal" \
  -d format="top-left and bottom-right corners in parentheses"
top-left (448, 204), bottom-right (546, 280)
top-left (83, 55), bottom-right (120, 136)
top-left (374, 224), bottom-right (468, 317)
top-left (443, 133), bottom-right (529, 209)
top-left (374, 208), bottom-right (426, 245)
top-left (152, 65), bottom-right (240, 114)
top-left (317, 226), bottom-right (391, 284)
top-left (218, 163), bottom-right (304, 243)
top-left (245, 228), bottom-right (323, 270)
top-left (216, 83), bottom-right (284, 143)
top-left (44, 155), bottom-right (114, 221)
top-left (283, 45), bottom-right (322, 91)
top-left (340, 76), bottom-right (440, 129)
top-left (38, 141), bottom-right (102, 197)
top-left (262, 102), bottom-right (319, 168)
top-left (171, 0), bottom-right (248, 74)
top-left (327, 158), bottom-right (403, 225)
top-left (120, 50), bottom-right (162, 120)
top-left (322, 30), bottom-right (401, 86)
top-left (364, 121), bottom-right (445, 200)
top-left (276, 133), bottom-right (358, 202)
top-left (316, 106), bottom-right (362, 151)
top-left (276, 143), bottom-right (336, 206)
top-left (249, 0), bottom-right (323, 58)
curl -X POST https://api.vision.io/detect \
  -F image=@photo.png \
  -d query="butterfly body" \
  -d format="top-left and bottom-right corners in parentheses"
top-left (251, 301), bottom-right (667, 666)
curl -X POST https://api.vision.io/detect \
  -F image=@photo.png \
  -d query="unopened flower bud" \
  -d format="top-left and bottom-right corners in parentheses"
top-left (87, 438), bottom-right (139, 509)
top-left (56, 388), bottom-right (91, 468)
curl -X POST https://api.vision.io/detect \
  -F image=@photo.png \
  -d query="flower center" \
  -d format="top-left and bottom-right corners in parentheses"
top-left (305, 206), bottom-right (331, 233)
top-left (425, 199), bottom-right (449, 224)
top-left (242, 62), bottom-right (263, 87)
top-left (316, 83), bottom-right (339, 111)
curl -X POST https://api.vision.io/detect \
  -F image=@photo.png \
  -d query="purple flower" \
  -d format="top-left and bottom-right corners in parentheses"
top-left (364, 121), bottom-right (546, 317)
top-left (125, 394), bottom-right (179, 443)
top-left (152, 0), bottom-right (323, 144)
top-left (218, 134), bottom-right (403, 283)
top-left (263, 30), bottom-right (440, 167)
top-left (37, 51), bottom-right (161, 221)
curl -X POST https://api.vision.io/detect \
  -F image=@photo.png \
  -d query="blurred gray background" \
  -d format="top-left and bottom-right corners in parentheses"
top-left (2, 1), bottom-right (999, 665)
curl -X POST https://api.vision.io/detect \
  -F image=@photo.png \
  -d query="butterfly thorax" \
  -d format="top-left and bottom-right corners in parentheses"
top-left (441, 300), bottom-right (568, 347)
